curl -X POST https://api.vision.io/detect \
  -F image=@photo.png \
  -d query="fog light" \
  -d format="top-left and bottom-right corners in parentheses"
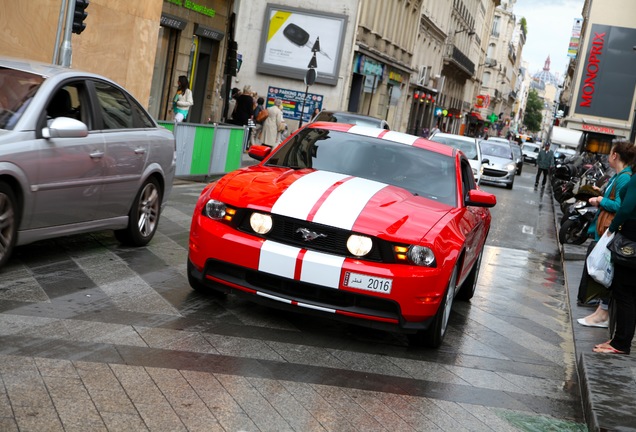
top-left (250, 212), bottom-right (273, 234)
top-left (347, 235), bottom-right (372, 256)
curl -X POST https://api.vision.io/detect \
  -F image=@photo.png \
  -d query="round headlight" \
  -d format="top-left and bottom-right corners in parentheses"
top-left (205, 200), bottom-right (226, 219)
top-left (250, 212), bottom-right (273, 234)
top-left (506, 163), bottom-right (516, 171)
top-left (347, 235), bottom-right (373, 257)
top-left (407, 245), bottom-right (436, 266)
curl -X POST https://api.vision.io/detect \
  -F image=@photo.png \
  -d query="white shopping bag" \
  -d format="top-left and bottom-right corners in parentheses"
top-left (586, 231), bottom-right (615, 288)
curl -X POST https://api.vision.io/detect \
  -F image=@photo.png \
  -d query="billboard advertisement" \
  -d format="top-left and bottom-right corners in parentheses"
top-left (574, 24), bottom-right (636, 121)
top-left (257, 4), bottom-right (348, 86)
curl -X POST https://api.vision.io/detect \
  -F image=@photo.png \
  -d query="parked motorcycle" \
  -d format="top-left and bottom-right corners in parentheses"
top-left (559, 199), bottom-right (598, 245)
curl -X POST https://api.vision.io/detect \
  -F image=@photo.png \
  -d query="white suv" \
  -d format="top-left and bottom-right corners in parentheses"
top-left (428, 132), bottom-right (486, 184)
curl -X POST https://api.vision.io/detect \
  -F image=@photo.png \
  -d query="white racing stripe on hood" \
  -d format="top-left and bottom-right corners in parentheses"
top-left (313, 177), bottom-right (387, 230)
top-left (271, 171), bottom-right (348, 220)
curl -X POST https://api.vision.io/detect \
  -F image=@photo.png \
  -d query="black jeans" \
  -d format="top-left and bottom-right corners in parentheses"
top-left (609, 263), bottom-right (636, 353)
top-left (535, 167), bottom-right (549, 186)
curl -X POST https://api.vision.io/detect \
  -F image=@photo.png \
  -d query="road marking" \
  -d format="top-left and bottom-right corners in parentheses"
top-left (522, 225), bottom-right (534, 235)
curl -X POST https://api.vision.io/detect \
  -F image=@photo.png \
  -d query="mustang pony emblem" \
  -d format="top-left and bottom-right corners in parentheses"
top-left (296, 227), bottom-right (327, 241)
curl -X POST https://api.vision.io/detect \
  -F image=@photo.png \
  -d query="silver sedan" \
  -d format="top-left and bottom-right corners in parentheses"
top-left (0, 56), bottom-right (176, 268)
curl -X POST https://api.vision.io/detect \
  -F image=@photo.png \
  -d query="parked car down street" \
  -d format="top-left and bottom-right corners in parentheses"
top-left (188, 123), bottom-right (496, 348)
top-left (522, 142), bottom-right (541, 165)
top-left (479, 139), bottom-right (517, 189)
top-left (0, 56), bottom-right (176, 269)
top-left (427, 131), bottom-right (487, 184)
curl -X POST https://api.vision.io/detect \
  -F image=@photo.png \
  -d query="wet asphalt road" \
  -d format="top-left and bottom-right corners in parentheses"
top-left (0, 164), bottom-right (587, 431)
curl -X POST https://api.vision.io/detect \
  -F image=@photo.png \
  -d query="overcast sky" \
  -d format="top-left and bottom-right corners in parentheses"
top-left (513, 0), bottom-right (585, 80)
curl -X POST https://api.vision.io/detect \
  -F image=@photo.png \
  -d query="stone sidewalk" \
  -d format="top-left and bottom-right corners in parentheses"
top-left (557, 206), bottom-right (636, 431)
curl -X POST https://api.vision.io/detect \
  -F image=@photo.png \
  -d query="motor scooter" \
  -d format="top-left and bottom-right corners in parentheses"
top-left (559, 199), bottom-right (598, 245)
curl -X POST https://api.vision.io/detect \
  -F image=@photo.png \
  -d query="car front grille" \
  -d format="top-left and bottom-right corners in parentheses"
top-left (237, 213), bottom-right (390, 262)
top-left (483, 167), bottom-right (508, 178)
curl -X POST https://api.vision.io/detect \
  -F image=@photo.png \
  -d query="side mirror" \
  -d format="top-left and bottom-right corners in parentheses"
top-left (466, 189), bottom-right (496, 208)
top-left (42, 117), bottom-right (88, 139)
top-left (248, 145), bottom-right (272, 161)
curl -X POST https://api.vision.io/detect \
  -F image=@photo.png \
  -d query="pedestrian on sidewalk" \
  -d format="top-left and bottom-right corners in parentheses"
top-left (171, 75), bottom-right (193, 122)
top-left (593, 142), bottom-right (636, 354)
top-left (577, 140), bottom-right (635, 327)
top-left (261, 98), bottom-right (283, 148)
top-left (535, 142), bottom-right (554, 188)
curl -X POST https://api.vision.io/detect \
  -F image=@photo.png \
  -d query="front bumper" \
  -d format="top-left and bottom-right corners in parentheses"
top-left (480, 167), bottom-right (515, 186)
top-left (188, 215), bottom-right (448, 332)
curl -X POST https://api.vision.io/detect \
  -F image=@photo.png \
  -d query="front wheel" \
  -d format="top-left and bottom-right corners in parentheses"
top-left (559, 218), bottom-right (588, 245)
top-left (0, 182), bottom-right (19, 269)
top-left (408, 265), bottom-right (458, 348)
top-left (457, 250), bottom-right (483, 301)
top-left (115, 177), bottom-right (162, 246)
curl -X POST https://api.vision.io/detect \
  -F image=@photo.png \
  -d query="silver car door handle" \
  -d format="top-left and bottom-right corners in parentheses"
top-left (134, 148), bottom-right (147, 154)
top-left (90, 151), bottom-right (104, 158)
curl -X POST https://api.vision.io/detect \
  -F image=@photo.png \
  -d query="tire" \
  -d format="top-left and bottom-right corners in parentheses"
top-left (0, 182), bottom-right (19, 269)
top-left (505, 178), bottom-right (514, 189)
top-left (559, 219), bottom-right (588, 245)
top-left (457, 250), bottom-right (483, 301)
top-left (115, 177), bottom-right (162, 246)
top-left (187, 259), bottom-right (208, 293)
top-left (408, 265), bottom-right (458, 348)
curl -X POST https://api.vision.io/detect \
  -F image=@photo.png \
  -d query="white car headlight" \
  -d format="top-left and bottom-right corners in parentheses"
top-left (407, 245), bottom-right (436, 267)
top-left (506, 163), bottom-right (516, 172)
top-left (205, 200), bottom-right (227, 219)
top-left (250, 212), bottom-right (273, 234)
top-left (347, 235), bottom-right (373, 256)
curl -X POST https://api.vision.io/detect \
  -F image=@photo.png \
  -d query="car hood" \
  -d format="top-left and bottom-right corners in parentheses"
top-left (483, 155), bottom-right (515, 170)
top-left (214, 167), bottom-right (452, 241)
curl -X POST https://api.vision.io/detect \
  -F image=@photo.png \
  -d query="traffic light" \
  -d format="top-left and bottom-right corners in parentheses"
top-left (72, 0), bottom-right (89, 35)
top-left (225, 40), bottom-right (238, 76)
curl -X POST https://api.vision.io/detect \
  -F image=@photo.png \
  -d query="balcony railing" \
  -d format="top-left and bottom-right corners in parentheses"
top-left (446, 45), bottom-right (475, 76)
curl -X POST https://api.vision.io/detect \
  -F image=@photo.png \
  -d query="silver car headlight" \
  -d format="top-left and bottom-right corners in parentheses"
top-left (250, 212), bottom-right (273, 234)
top-left (347, 235), bottom-right (373, 256)
top-left (505, 162), bottom-right (516, 172)
top-left (407, 245), bottom-right (436, 267)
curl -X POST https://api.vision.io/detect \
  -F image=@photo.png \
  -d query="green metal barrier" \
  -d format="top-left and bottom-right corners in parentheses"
top-left (158, 121), bottom-right (247, 177)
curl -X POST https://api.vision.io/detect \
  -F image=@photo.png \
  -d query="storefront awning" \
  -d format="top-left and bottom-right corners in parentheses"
top-left (467, 112), bottom-right (484, 121)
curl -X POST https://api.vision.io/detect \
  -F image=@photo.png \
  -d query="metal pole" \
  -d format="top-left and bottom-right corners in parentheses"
top-left (53, 0), bottom-right (69, 65)
top-left (60, 0), bottom-right (77, 67)
top-left (298, 85), bottom-right (309, 128)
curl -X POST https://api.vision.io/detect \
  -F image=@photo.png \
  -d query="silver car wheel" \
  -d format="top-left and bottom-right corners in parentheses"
top-left (137, 182), bottom-right (160, 238)
top-left (440, 266), bottom-right (458, 337)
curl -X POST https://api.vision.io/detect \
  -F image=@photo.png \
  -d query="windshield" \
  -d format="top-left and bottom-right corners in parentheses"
top-left (0, 67), bottom-right (44, 130)
top-left (264, 128), bottom-right (457, 206)
top-left (428, 136), bottom-right (478, 160)
top-left (481, 141), bottom-right (513, 159)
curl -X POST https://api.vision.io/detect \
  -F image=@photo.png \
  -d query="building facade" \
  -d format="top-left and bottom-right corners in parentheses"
top-left (561, 0), bottom-right (636, 152)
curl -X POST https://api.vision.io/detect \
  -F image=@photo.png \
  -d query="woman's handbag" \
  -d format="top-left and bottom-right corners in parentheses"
top-left (607, 231), bottom-right (636, 269)
top-left (596, 210), bottom-right (615, 237)
top-left (586, 230), bottom-right (615, 287)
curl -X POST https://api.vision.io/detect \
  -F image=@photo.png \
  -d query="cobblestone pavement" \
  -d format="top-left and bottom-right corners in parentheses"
top-left (0, 181), bottom-right (586, 431)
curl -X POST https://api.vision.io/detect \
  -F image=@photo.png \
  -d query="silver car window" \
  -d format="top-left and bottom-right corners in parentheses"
top-left (0, 68), bottom-right (44, 130)
top-left (94, 81), bottom-right (133, 129)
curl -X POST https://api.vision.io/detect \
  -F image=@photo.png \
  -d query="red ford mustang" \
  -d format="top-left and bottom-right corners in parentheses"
top-left (188, 122), bottom-right (496, 347)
